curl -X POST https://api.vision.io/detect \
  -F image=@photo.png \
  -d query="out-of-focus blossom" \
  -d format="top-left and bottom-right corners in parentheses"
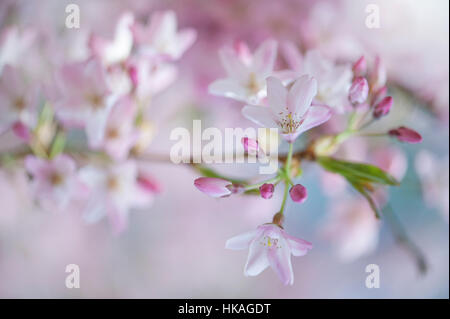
top-left (369, 56), bottom-right (387, 92)
top-left (373, 96), bottom-right (393, 118)
top-left (371, 86), bottom-right (388, 107)
top-left (225, 224), bottom-right (312, 285)
top-left (289, 184), bottom-right (308, 203)
top-left (282, 46), bottom-right (353, 113)
top-left (352, 56), bottom-right (367, 77)
top-left (242, 76), bottom-right (331, 143)
top-left (132, 10), bottom-right (196, 61)
top-left (259, 183), bottom-right (274, 199)
top-left (209, 39), bottom-right (277, 104)
top-left (0, 65), bottom-right (39, 133)
top-left (95, 96), bottom-right (138, 160)
top-left (137, 170), bottom-right (162, 194)
top-left (51, 59), bottom-right (117, 147)
top-left (322, 199), bottom-right (380, 262)
top-left (0, 27), bottom-right (35, 73)
top-left (241, 137), bottom-right (265, 158)
top-left (194, 177), bottom-right (234, 198)
top-left (348, 76), bottom-right (369, 105)
top-left (11, 121), bottom-right (31, 142)
top-left (78, 161), bottom-right (152, 234)
top-left (415, 150), bottom-right (449, 222)
top-left (389, 126), bottom-right (423, 144)
top-left (372, 147), bottom-right (408, 182)
top-left (89, 12), bottom-right (134, 66)
top-left (25, 154), bottom-right (84, 212)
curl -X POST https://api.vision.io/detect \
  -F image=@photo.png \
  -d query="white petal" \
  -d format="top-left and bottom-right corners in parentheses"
top-left (242, 105), bottom-right (278, 129)
top-left (252, 39), bottom-right (277, 76)
top-left (267, 238), bottom-right (294, 285)
top-left (225, 229), bottom-right (259, 250)
top-left (244, 240), bottom-right (270, 276)
top-left (266, 76), bottom-right (287, 112)
top-left (287, 75), bottom-right (317, 117)
top-left (209, 78), bottom-right (248, 102)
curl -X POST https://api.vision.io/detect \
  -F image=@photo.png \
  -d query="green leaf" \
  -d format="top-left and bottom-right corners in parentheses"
top-left (347, 178), bottom-right (381, 219)
top-left (317, 156), bottom-right (399, 186)
top-left (193, 164), bottom-right (247, 185)
top-left (49, 132), bottom-right (66, 159)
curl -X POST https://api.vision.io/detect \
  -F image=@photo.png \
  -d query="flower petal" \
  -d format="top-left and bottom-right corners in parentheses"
top-left (296, 104), bottom-right (331, 135)
top-left (266, 76), bottom-right (287, 112)
top-left (242, 105), bottom-right (278, 129)
top-left (244, 240), bottom-right (270, 276)
top-left (208, 78), bottom-right (248, 102)
top-left (252, 39), bottom-right (277, 76)
top-left (283, 232), bottom-right (313, 257)
top-left (225, 229), bottom-right (259, 250)
top-left (287, 74), bottom-right (317, 116)
top-left (267, 238), bottom-right (294, 285)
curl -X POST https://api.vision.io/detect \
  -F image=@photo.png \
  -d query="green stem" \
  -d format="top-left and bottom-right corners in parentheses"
top-left (278, 143), bottom-right (294, 215)
top-left (243, 176), bottom-right (282, 191)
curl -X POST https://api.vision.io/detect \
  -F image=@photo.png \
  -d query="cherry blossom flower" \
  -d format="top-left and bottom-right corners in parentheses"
top-left (78, 161), bottom-right (153, 234)
top-left (225, 224), bottom-right (312, 285)
top-left (282, 45), bottom-right (353, 113)
top-left (322, 199), bottom-right (380, 262)
top-left (259, 183), bottom-right (274, 199)
top-left (0, 26), bottom-right (36, 74)
top-left (0, 65), bottom-right (39, 133)
top-left (51, 58), bottom-right (117, 148)
top-left (25, 154), bottom-right (84, 212)
top-left (94, 96), bottom-right (138, 160)
top-left (242, 137), bottom-right (265, 157)
top-left (289, 184), bottom-right (308, 203)
top-left (132, 10), bottom-right (196, 61)
top-left (209, 39), bottom-right (278, 104)
top-left (242, 75), bottom-right (331, 143)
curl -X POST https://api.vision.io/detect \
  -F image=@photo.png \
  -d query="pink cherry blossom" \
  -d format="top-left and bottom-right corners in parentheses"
top-left (94, 96), bottom-right (138, 160)
top-left (78, 160), bottom-right (153, 234)
top-left (0, 65), bottom-right (39, 133)
top-left (242, 75), bottom-right (331, 143)
top-left (282, 46), bottom-right (353, 113)
top-left (194, 177), bottom-right (234, 198)
top-left (25, 154), bottom-right (84, 212)
top-left (348, 76), bottom-right (369, 105)
top-left (225, 224), bottom-right (312, 285)
top-left (241, 137), bottom-right (265, 158)
top-left (132, 10), bottom-right (196, 61)
top-left (51, 58), bottom-right (117, 148)
top-left (209, 39), bottom-right (278, 104)
top-left (259, 183), bottom-right (274, 199)
top-left (373, 96), bottom-right (393, 118)
top-left (388, 126), bottom-right (422, 144)
top-left (289, 184), bottom-right (308, 203)
top-left (89, 12), bottom-right (135, 66)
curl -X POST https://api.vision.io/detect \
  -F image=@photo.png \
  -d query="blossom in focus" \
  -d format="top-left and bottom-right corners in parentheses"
top-left (95, 96), bottom-right (138, 160)
top-left (322, 199), bottom-right (380, 262)
top-left (51, 59), bottom-right (117, 147)
top-left (282, 45), bottom-right (353, 113)
top-left (242, 75), bottom-right (331, 143)
top-left (25, 154), bottom-right (84, 212)
top-left (209, 39), bottom-right (277, 104)
top-left (132, 10), bottom-right (196, 61)
top-left (388, 126), bottom-right (422, 144)
top-left (78, 161), bottom-right (153, 234)
top-left (225, 224), bottom-right (312, 285)
top-left (289, 184), bottom-right (308, 203)
top-left (0, 65), bottom-right (39, 133)
top-left (415, 150), bottom-right (449, 222)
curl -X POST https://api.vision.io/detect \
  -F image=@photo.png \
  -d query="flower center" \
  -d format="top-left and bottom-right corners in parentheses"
top-left (278, 112), bottom-right (303, 134)
top-left (107, 176), bottom-right (119, 190)
top-left (86, 93), bottom-right (104, 109)
top-left (49, 172), bottom-right (64, 186)
top-left (246, 73), bottom-right (260, 94)
top-left (13, 97), bottom-right (26, 111)
top-left (107, 127), bottom-right (120, 139)
top-left (261, 235), bottom-right (280, 248)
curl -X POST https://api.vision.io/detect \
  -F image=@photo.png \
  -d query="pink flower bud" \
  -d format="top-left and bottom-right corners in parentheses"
top-left (373, 96), bottom-right (393, 118)
top-left (289, 184), bottom-right (308, 203)
top-left (348, 76), bottom-right (369, 105)
top-left (12, 122), bottom-right (31, 142)
top-left (259, 183), bottom-right (274, 199)
top-left (137, 173), bottom-right (162, 194)
top-left (352, 56), bottom-right (367, 77)
top-left (194, 177), bottom-right (233, 198)
top-left (371, 86), bottom-right (387, 106)
top-left (388, 127), bottom-right (422, 144)
top-left (128, 65), bottom-right (138, 88)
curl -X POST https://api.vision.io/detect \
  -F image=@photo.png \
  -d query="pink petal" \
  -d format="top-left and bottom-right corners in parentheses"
top-left (225, 229), bottom-right (259, 250)
top-left (266, 76), bottom-right (288, 112)
top-left (373, 96), bottom-right (393, 118)
top-left (287, 75), bottom-right (317, 117)
top-left (244, 240), bottom-right (270, 276)
top-left (267, 239), bottom-right (294, 285)
top-left (389, 126), bottom-right (422, 144)
top-left (194, 177), bottom-right (232, 198)
top-left (219, 47), bottom-right (248, 81)
top-left (283, 231), bottom-right (313, 257)
top-left (295, 104), bottom-right (332, 135)
top-left (252, 39), bottom-right (277, 76)
top-left (242, 105), bottom-right (278, 128)
top-left (209, 78), bottom-right (248, 102)
top-left (281, 41), bottom-right (303, 71)
top-left (348, 76), bottom-right (369, 105)
top-left (352, 56), bottom-right (367, 77)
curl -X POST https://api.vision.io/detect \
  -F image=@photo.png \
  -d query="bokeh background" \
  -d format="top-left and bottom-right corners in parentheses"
top-left (0, 0), bottom-right (448, 298)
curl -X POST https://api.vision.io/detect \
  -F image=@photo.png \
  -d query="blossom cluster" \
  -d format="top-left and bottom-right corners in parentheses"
top-left (0, 11), bottom-right (195, 233)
